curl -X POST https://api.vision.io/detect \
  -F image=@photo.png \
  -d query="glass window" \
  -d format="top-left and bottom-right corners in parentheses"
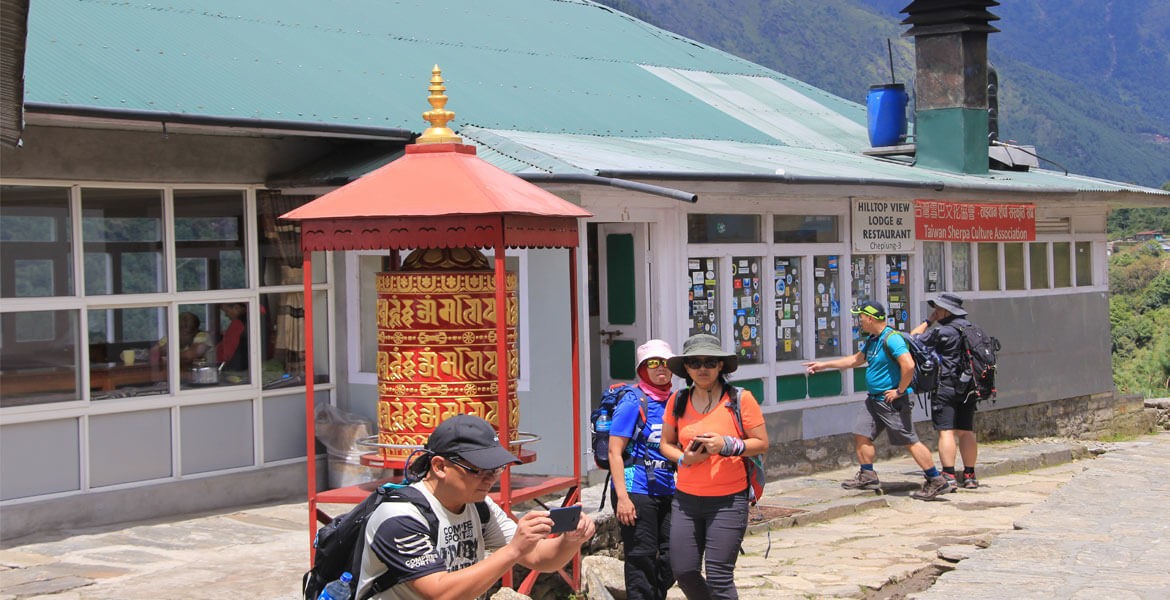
top-left (87, 306), bottom-right (168, 399)
top-left (886, 254), bottom-right (910, 331)
top-left (687, 257), bottom-right (719, 337)
top-left (687, 214), bottom-right (760, 244)
top-left (773, 257), bottom-right (802, 361)
top-left (730, 256), bottom-right (761, 364)
top-left (262, 291), bottom-right (329, 389)
top-left (849, 255), bottom-right (875, 353)
top-left (773, 215), bottom-right (839, 243)
top-left (0, 310), bottom-right (80, 407)
top-left (1053, 242), bottom-right (1072, 287)
top-left (1004, 243), bottom-right (1025, 290)
top-left (82, 188), bottom-right (164, 295)
top-left (257, 191), bottom-right (327, 286)
top-left (813, 255), bottom-right (841, 358)
top-left (1, 186), bottom-right (74, 298)
top-left (923, 242), bottom-right (944, 293)
top-left (174, 190), bottom-right (246, 291)
top-left (978, 243), bottom-right (999, 290)
top-left (1029, 242), bottom-right (1049, 289)
top-left (1075, 242), bottom-right (1092, 286)
top-left (951, 243), bottom-right (972, 292)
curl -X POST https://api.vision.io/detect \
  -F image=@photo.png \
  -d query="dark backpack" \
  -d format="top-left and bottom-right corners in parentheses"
top-left (673, 385), bottom-right (764, 505)
top-left (956, 321), bottom-right (1000, 403)
top-left (302, 484), bottom-right (489, 600)
top-left (591, 383), bottom-right (651, 509)
top-left (880, 330), bottom-right (941, 400)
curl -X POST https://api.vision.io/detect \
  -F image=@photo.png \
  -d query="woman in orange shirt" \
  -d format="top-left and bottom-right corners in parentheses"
top-left (661, 334), bottom-right (768, 600)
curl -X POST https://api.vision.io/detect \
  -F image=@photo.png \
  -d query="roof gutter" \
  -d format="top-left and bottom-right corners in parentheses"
top-left (597, 170), bottom-right (947, 191)
top-left (520, 173), bottom-right (698, 203)
top-left (23, 102), bottom-right (415, 141)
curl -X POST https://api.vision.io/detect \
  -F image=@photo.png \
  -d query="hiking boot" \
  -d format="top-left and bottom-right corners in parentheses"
top-left (841, 468), bottom-right (880, 490)
top-left (942, 472), bottom-right (958, 493)
top-left (961, 474), bottom-right (980, 489)
top-left (911, 475), bottom-right (953, 500)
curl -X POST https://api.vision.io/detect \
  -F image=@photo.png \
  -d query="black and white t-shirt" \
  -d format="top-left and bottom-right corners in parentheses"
top-left (355, 483), bottom-right (517, 600)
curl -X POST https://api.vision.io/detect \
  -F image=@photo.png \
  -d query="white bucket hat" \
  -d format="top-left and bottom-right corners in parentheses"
top-left (635, 339), bottom-right (674, 369)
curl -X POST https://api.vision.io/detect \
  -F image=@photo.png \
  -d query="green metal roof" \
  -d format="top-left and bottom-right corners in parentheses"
top-left (21, 0), bottom-right (1168, 197)
top-left (26, 0), bottom-right (840, 144)
top-left (461, 127), bottom-right (1168, 196)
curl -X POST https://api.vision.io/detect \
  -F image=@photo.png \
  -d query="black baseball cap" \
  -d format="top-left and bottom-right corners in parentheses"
top-left (425, 415), bottom-right (522, 469)
top-left (850, 301), bottom-right (887, 320)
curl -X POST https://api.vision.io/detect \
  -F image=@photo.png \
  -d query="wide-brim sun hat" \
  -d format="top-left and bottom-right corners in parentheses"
top-left (635, 339), bottom-right (674, 369)
top-left (666, 333), bottom-right (738, 378)
top-left (927, 293), bottom-right (968, 316)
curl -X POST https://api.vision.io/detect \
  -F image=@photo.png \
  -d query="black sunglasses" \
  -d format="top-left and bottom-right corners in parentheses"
top-left (444, 455), bottom-right (504, 478)
top-left (683, 357), bottom-right (722, 370)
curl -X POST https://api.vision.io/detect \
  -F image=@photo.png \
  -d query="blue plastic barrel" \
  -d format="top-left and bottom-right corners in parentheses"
top-left (866, 83), bottom-right (908, 147)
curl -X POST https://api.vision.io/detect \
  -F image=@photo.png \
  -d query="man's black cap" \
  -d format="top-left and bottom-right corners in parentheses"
top-left (425, 415), bottom-right (522, 469)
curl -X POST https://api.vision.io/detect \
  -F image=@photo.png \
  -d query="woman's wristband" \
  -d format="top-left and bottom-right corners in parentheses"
top-left (676, 455), bottom-right (684, 468)
top-left (719, 436), bottom-right (745, 456)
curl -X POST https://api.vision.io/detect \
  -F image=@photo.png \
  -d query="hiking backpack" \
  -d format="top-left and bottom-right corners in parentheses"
top-left (956, 321), bottom-right (1001, 403)
top-left (302, 484), bottom-right (488, 600)
top-left (590, 383), bottom-right (651, 509)
top-left (879, 330), bottom-right (941, 400)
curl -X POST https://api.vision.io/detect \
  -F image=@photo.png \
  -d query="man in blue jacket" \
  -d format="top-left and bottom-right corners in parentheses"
top-left (804, 301), bottom-right (953, 500)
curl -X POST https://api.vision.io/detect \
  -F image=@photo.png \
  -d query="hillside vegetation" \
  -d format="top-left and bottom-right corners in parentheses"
top-left (1109, 238), bottom-right (1170, 398)
top-left (599, 0), bottom-right (1170, 187)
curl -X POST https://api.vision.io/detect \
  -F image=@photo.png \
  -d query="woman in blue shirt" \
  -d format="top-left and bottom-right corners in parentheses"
top-left (608, 339), bottom-right (677, 600)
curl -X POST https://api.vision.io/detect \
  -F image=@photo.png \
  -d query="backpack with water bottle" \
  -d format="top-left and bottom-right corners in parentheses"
top-left (590, 383), bottom-right (652, 509)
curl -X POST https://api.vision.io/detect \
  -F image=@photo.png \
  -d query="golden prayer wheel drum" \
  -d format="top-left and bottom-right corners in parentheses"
top-left (375, 248), bottom-right (519, 462)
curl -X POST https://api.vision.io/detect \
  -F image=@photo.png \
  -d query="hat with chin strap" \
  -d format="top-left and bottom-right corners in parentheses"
top-left (665, 333), bottom-right (737, 378)
top-left (927, 293), bottom-right (968, 316)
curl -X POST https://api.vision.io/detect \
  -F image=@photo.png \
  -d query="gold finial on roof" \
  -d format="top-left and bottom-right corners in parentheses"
top-left (417, 65), bottom-right (462, 144)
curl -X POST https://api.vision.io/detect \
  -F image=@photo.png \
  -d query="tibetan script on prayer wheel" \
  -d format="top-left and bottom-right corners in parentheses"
top-left (375, 268), bottom-right (519, 461)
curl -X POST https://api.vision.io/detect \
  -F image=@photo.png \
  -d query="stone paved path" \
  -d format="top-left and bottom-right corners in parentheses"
top-left (2, 433), bottom-right (1167, 599)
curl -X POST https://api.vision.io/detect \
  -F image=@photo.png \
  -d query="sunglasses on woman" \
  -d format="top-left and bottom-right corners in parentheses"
top-left (444, 456), bottom-right (504, 478)
top-left (643, 358), bottom-right (669, 368)
top-left (683, 357), bottom-right (722, 370)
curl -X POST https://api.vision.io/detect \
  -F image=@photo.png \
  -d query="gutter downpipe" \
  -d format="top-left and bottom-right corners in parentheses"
top-left (23, 102), bottom-right (415, 141)
top-left (519, 173), bottom-right (698, 203)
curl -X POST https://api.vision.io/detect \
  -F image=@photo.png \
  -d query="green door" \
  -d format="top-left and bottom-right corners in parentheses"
top-left (598, 223), bottom-right (648, 387)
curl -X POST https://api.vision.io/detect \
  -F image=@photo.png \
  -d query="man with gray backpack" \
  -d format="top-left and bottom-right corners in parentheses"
top-left (910, 293), bottom-right (998, 490)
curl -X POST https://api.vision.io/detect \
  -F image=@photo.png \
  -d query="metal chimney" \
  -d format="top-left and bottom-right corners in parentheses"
top-left (901, 0), bottom-right (1000, 174)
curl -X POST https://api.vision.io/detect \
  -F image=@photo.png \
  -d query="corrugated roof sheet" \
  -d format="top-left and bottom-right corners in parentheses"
top-left (25, 0), bottom-right (795, 143)
top-left (461, 127), bottom-right (1165, 195)
top-left (20, 0), bottom-right (1168, 197)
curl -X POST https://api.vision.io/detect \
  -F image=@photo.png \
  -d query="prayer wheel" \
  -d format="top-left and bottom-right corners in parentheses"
top-left (374, 247), bottom-right (519, 462)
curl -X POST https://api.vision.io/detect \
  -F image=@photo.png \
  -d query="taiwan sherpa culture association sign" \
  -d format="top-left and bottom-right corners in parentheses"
top-left (915, 199), bottom-right (1036, 242)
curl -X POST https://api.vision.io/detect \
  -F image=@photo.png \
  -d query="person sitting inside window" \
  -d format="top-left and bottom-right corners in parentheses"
top-left (151, 311), bottom-right (211, 367)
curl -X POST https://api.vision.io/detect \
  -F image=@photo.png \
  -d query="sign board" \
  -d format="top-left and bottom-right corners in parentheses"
top-left (915, 200), bottom-right (1036, 242)
top-left (851, 199), bottom-right (914, 253)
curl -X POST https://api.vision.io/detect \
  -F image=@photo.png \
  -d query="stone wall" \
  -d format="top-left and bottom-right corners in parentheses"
top-left (759, 391), bottom-right (1158, 478)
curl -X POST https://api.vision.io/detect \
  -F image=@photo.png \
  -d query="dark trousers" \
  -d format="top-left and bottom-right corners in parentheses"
top-left (618, 493), bottom-right (674, 600)
top-left (669, 491), bottom-right (748, 600)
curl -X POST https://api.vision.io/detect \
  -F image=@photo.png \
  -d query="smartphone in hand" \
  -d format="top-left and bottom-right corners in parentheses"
top-left (687, 439), bottom-right (705, 453)
top-left (549, 505), bottom-right (582, 534)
